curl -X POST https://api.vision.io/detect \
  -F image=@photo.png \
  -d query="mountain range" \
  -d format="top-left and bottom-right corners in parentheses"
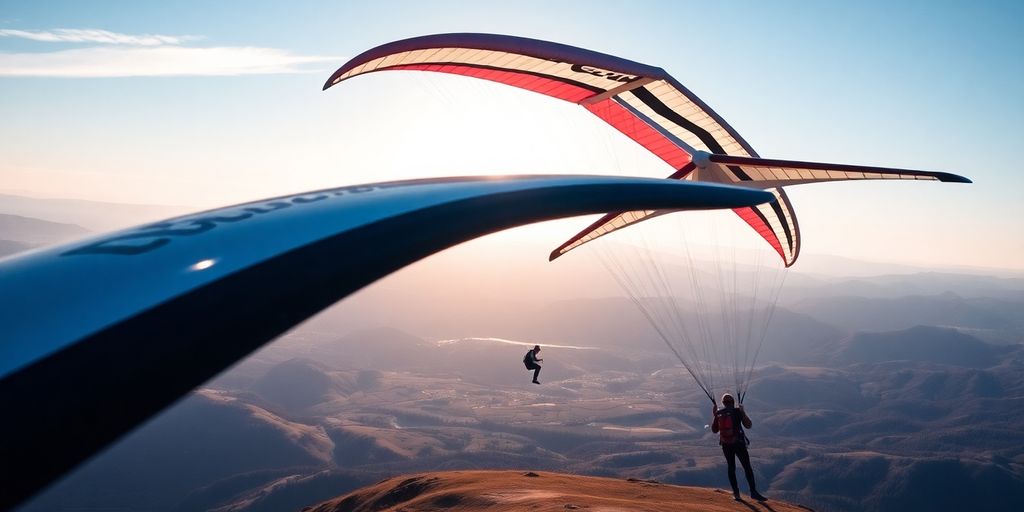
top-left (19, 317), bottom-right (1024, 512)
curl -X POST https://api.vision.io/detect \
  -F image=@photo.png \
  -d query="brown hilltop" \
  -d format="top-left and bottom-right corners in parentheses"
top-left (305, 470), bottom-right (811, 512)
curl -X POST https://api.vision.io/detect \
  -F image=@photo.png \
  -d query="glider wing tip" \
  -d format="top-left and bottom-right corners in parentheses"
top-left (929, 171), bottom-right (971, 183)
top-left (322, 73), bottom-right (345, 91)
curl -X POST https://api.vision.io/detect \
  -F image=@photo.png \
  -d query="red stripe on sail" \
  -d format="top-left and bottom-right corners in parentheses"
top-left (387, 63), bottom-right (594, 102)
top-left (584, 98), bottom-right (692, 170)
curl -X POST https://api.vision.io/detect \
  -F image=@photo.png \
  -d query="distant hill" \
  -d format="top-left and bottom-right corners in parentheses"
top-left (0, 239), bottom-right (32, 258)
top-left (758, 309), bottom-right (845, 365)
top-left (0, 193), bottom-right (191, 232)
top-left (789, 293), bottom-right (1024, 343)
top-left (0, 213), bottom-right (89, 246)
top-left (830, 326), bottom-right (1006, 368)
top-left (252, 358), bottom-right (360, 412)
top-left (306, 470), bottom-right (811, 511)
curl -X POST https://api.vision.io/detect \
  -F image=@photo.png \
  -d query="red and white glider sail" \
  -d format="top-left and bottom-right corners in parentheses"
top-left (325, 33), bottom-right (970, 267)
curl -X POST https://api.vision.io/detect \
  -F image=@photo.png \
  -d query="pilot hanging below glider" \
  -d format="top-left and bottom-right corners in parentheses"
top-left (523, 345), bottom-right (543, 384)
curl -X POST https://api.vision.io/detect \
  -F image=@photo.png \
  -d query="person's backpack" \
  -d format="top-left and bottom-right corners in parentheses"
top-left (523, 351), bottom-right (533, 369)
top-left (716, 409), bottom-right (744, 445)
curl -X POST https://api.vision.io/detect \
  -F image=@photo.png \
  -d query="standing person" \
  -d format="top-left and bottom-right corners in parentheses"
top-left (523, 345), bottom-right (543, 384)
top-left (711, 393), bottom-right (767, 502)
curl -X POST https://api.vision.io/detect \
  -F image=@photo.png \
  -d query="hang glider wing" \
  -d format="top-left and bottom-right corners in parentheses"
top-left (0, 175), bottom-right (772, 510)
top-left (326, 34), bottom-right (970, 268)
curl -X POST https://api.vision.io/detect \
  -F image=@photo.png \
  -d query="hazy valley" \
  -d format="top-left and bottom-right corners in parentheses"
top-left (19, 283), bottom-right (1024, 511)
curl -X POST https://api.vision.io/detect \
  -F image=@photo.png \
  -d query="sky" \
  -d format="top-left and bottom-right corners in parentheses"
top-left (1, 0), bottom-right (1022, 271)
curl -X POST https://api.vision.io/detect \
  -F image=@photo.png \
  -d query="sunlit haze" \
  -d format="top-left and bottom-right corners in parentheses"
top-left (1, 1), bottom-right (1021, 271)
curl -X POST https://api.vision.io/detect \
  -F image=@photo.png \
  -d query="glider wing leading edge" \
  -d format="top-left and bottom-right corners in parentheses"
top-left (0, 175), bottom-right (773, 510)
top-left (325, 33), bottom-right (972, 267)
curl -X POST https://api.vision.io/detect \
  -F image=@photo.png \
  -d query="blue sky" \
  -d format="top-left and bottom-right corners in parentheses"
top-left (1, 1), bottom-right (1021, 270)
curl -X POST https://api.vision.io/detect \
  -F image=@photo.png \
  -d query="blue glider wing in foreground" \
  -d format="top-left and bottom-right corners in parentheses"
top-left (0, 175), bottom-right (773, 509)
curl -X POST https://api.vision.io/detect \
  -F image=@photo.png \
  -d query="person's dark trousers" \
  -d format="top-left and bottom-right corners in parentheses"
top-left (525, 362), bottom-right (541, 382)
top-left (722, 442), bottom-right (757, 494)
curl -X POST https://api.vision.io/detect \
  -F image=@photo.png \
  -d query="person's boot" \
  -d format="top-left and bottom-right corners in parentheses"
top-left (750, 490), bottom-right (768, 501)
top-left (733, 489), bottom-right (741, 501)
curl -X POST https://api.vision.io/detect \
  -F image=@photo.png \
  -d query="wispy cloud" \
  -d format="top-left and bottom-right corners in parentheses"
top-left (0, 46), bottom-right (338, 77)
top-left (0, 28), bottom-right (338, 77)
top-left (0, 28), bottom-right (200, 46)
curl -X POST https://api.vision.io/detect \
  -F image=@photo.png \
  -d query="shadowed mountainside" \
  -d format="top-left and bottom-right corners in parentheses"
top-left (18, 390), bottom-right (334, 512)
top-left (830, 325), bottom-right (1010, 367)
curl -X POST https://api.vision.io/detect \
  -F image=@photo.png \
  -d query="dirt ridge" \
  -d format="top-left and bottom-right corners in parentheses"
top-left (305, 470), bottom-right (812, 512)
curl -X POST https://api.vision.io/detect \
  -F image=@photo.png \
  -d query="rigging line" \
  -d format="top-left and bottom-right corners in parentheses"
top-left (636, 220), bottom-right (712, 392)
top-left (672, 221), bottom-right (706, 387)
top-left (712, 213), bottom-right (738, 397)
top-left (741, 263), bottom-right (762, 398)
top-left (733, 242), bottom-right (746, 395)
top-left (739, 244), bottom-right (767, 394)
top-left (738, 264), bottom-right (779, 401)
top-left (741, 251), bottom-right (770, 399)
top-left (597, 248), bottom-right (714, 403)
top-left (642, 220), bottom-right (702, 380)
top-left (679, 220), bottom-right (718, 395)
top-left (664, 255), bottom-right (709, 391)
top-left (620, 236), bottom-right (685, 373)
top-left (741, 247), bottom-right (771, 399)
top-left (698, 220), bottom-right (726, 396)
top-left (741, 267), bottom-right (789, 402)
top-left (598, 239), bottom-right (693, 381)
top-left (723, 218), bottom-right (743, 395)
top-left (706, 214), bottom-right (730, 397)
top-left (641, 237), bottom-right (712, 392)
